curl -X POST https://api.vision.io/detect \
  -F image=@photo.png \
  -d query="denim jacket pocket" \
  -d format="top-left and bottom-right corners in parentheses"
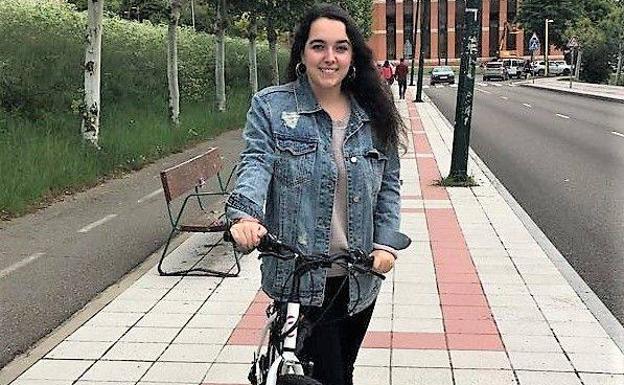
top-left (274, 134), bottom-right (318, 187)
top-left (365, 148), bottom-right (387, 192)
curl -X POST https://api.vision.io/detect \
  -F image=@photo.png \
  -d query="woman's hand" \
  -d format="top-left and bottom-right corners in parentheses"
top-left (371, 249), bottom-right (395, 274)
top-left (229, 220), bottom-right (268, 253)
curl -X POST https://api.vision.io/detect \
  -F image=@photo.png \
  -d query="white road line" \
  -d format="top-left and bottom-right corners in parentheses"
top-left (556, 113), bottom-right (570, 119)
top-left (450, 84), bottom-right (458, 88)
top-left (500, 96), bottom-right (509, 100)
top-left (78, 214), bottom-right (118, 233)
top-left (476, 88), bottom-right (492, 94)
top-left (492, 83), bottom-right (503, 87)
top-left (137, 188), bottom-right (163, 203)
top-left (523, 103), bottom-right (532, 108)
top-left (0, 253), bottom-right (45, 279)
top-left (612, 131), bottom-right (624, 138)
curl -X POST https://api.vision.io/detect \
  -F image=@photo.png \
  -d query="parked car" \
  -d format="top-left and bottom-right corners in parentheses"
top-left (551, 60), bottom-right (572, 75)
top-left (483, 61), bottom-right (508, 81)
top-left (430, 66), bottom-right (455, 85)
top-left (532, 60), bottom-right (571, 76)
top-left (501, 58), bottom-right (524, 79)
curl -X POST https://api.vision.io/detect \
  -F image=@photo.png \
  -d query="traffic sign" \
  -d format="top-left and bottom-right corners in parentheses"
top-left (529, 32), bottom-right (540, 52)
top-left (567, 37), bottom-right (579, 48)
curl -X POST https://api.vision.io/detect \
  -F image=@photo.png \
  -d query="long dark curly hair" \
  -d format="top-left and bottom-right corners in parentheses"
top-left (286, 3), bottom-right (406, 152)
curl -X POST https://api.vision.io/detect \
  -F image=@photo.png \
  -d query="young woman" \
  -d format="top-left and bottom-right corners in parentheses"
top-left (226, 4), bottom-right (410, 385)
top-left (381, 60), bottom-right (394, 85)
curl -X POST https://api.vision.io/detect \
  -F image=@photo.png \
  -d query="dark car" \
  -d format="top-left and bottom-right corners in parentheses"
top-left (430, 66), bottom-right (455, 85)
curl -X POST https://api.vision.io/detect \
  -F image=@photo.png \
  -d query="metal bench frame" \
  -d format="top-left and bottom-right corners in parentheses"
top-left (158, 147), bottom-right (240, 277)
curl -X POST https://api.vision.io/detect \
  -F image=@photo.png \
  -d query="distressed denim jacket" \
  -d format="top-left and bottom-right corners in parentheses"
top-left (226, 76), bottom-right (410, 314)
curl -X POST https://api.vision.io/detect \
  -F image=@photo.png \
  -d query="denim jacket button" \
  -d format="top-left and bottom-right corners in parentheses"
top-left (350, 156), bottom-right (357, 163)
top-left (353, 196), bottom-right (360, 203)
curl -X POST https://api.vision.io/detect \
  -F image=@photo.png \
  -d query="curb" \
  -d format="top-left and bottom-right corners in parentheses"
top-left (423, 94), bottom-right (624, 355)
top-left (520, 83), bottom-right (624, 104)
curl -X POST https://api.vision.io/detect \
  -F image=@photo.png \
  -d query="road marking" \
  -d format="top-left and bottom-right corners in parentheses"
top-left (492, 83), bottom-right (503, 87)
top-left (435, 85), bottom-right (444, 88)
top-left (500, 96), bottom-right (509, 100)
top-left (423, 85), bottom-right (430, 89)
top-left (476, 88), bottom-right (492, 94)
top-left (523, 103), bottom-right (532, 108)
top-left (0, 253), bottom-right (45, 279)
top-left (450, 84), bottom-right (458, 88)
top-left (556, 113), bottom-right (570, 119)
top-left (137, 188), bottom-right (163, 204)
top-left (78, 214), bottom-right (118, 233)
top-left (478, 82), bottom-right (489, 86)
top-left (612, 131), bottom-right (624, 138)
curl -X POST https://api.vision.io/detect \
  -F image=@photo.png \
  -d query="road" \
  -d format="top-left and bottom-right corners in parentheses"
top-left (424, 79), bottom-right (624, 325)
top-left (0, 130), bottom-right (244, 368)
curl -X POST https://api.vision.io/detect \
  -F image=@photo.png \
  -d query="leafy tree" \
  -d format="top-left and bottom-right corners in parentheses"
top-left (516, 0), bottom-right (582, 49)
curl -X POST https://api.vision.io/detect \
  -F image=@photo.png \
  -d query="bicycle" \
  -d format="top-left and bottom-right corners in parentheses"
top-left (225, 230), bottom-right (388, 385)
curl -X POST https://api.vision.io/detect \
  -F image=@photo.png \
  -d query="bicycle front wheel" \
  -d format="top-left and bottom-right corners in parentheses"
top-left (276, 374), bottom-right (323, 385)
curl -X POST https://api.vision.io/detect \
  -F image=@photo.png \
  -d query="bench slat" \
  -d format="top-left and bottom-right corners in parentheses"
top-left (160, 148), bottom-right (223, 202)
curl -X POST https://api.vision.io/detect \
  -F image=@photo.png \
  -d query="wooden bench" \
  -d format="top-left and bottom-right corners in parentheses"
top-left (157, 147), bottom-right (240, 277)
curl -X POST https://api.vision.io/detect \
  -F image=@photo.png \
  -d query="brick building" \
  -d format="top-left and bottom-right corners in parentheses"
top-left (369, 0), bottom-right (549, 64)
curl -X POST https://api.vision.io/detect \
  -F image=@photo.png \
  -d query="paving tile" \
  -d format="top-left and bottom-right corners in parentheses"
top-left (66, 326), bottom-right (129, 342)
top-left (391, 349), bottom-right (450, 367)
top-left (227, 328), bottom-right (262, 345)
top-left (568, 353), bottom-right (624, 374)
top-left (141, 362), bottom-right (210, 383)
top-left (496, 320), bottom-right (553, 336)
top-left (362, 331), bottom-right (392, 348)
top-left (236, 314), bottom-right (268, 329)
top-left (501, 335), bottom-right (563, 353)
top-left (102, 299), bottom-right (158, 313)
top-left (136, 312), bottom-right (193, 328)
top-left (159, 343), bottom-right (222, 363)
top-left (392, 317), bottom-right (444, 333)
top-left (446, 334), bottom-right (504, 351)
top-left (115, 288), bottom-right (168, 301)
top-left (203, 363), bottom-right (250, 383)
top-left (550, 320), bottom-right (610, 338)
top-left (394, 304), bottom-right (442, 319)
top-left (186, 314), bottom-right (242, 329)
top-left (368, 317), bottom-right (392, 331)
top-left (174, 328), bottom-right (231, 345)
top-left (441, 306), bottom-right (493, 320)
top-left (453, 369), bottom-right (517, 385)
top-left (102, 342), bottom-right (168, 361)
top-left (215, 345), bottom-right (256, 363)
top-left (19, 359), bottom-right (95, 380)
top-left (149, 300), bottom-right (204, 314)
top-left (76, 381), bottom-right (135, 385)
top-left (12, 381), bottom-right (73, 385)
top-left (199, 300), bottom-right (254, 315)
top-left (80, 361), bottom-right (151, 381)
top-left (559, 336), bottom-right (622, 355)
top-left (84, 312), bottom-right (143, 327)
top-left (45, 341), bottom-right (113, 360)
top-left (392, 367), bottom-right (453, 385)
top-left (579, 373), bottom-right (624, 385)
top-left (444, 319), bottom-right (498, 334)
top-left (119, 327), bottom-right (179, 343)
top-left (515, 370), bottom-right (582, 385)
top-left (392, 332), bottom-right (446, 349)
top-left (353, 366), bottom-right (390, 385)
top-left (508, 351), bottom-right (574, 371)
top-left (393, 293), bottom-right (440, 305)
top-left (440, 294), bottom-right (488, 307)
top-left (450, 350), bottom-right (511, 369)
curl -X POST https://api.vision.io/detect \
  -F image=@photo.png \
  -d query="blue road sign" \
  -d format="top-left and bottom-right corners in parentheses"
top-left (529, 32), bottom-right (540, 52)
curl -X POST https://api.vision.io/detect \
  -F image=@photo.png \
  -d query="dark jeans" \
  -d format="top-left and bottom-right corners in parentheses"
top-left (299, 276), bottom-right (375, 385)
top-left (397, 78), bottom-right (407, 99)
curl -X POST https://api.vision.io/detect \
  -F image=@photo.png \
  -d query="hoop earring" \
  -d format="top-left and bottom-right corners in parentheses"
top-left (296, 62), bottom-right (307, 77)
top-left (348, 65), bottom-right (357, 81)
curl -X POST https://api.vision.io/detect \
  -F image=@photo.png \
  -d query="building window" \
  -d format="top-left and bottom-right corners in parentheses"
top-left (386, 0), bottom-right (396, 60)
top-left (489, 0), bottom-right (499, 58)
top-left (455, 0), bottom-right (465, 58)
top-left (507, 0), bottom-right (517, 50)
top-left (404, 0), bottom-right (414, 59)
top-left (439, 0), bottom-right (447, 64)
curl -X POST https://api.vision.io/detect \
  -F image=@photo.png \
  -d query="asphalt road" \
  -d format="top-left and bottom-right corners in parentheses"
top-left (0, 130), bottom-right (244, 369)
top-left (424, 79), bottom-right (624, 325)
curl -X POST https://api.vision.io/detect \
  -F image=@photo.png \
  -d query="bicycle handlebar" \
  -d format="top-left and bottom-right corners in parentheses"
top-left (224, 229), bottom-right (386, 280)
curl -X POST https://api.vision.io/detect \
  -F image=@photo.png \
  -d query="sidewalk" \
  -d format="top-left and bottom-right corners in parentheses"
top-left (3, 88), bottom-right (624, 385)
top-left (520, 77), bottom-right (624, 103)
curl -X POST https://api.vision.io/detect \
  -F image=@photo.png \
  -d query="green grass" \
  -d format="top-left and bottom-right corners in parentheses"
top-left (0, 89), bottom-right (249, 219)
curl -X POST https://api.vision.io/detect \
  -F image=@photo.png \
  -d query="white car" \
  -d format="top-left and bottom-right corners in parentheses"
top-left (532, 60), bottom-right (572, 76)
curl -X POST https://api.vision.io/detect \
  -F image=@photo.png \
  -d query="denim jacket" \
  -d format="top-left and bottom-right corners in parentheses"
top-left (226, 76), bottom-right (410, 314)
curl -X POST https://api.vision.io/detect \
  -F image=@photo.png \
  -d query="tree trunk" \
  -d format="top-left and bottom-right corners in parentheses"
top-left (248, 16), bottom-right (259, 94)
top-left (575, 49), bottom-right (582, 79)
top-left (81, 0), bottom-right (104, 147)
top-left (167, 0), bottom-right (181, 127)
top-left (616, 41), bottom-right (622, 85)
top-left (267, 17), bottom-right (279, 86)
top-left (215, 0), bottom-right (226, 111)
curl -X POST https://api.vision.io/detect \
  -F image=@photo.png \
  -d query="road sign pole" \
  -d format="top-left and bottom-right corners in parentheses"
top-left (448, 0), bottom-right (481, 182)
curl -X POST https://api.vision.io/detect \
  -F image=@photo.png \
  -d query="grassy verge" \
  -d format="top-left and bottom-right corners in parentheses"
top-left (0, 89), bottom-right (249, 219)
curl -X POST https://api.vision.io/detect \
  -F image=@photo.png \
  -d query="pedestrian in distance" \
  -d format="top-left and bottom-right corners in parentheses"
top-left (226, 4), bottom-right (410, 385)
top-left (395, 58), bottom-right (409, 99)
top-left (381, 59), bottom-right (394, 85)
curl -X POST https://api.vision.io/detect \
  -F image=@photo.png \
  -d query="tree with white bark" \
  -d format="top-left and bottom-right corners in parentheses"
top-left (214, 0), bottom-right (227, 111)
top-left (167, 0), bottom-right (182, 126)
top-left (82, 0), bottom-right (104, 147)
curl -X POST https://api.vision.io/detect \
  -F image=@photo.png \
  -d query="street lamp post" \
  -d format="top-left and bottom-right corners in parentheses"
top-left (545, 19), bottom-right (553, 76)
top-left (410, 0), bottom-right (421, 86)
top-left (415, 0), bottom-right (428, 102)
